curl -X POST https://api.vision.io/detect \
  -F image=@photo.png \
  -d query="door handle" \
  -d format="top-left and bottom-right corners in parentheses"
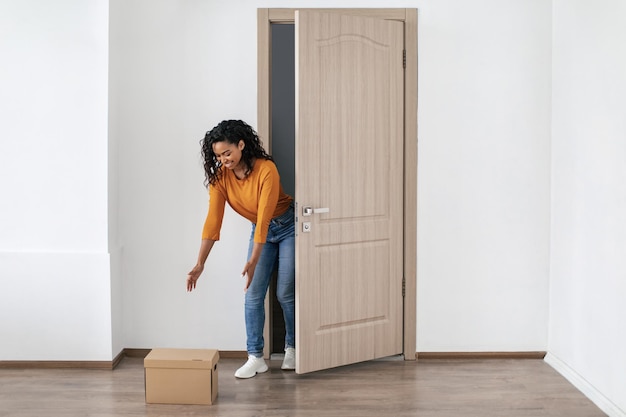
top-left (302, 206), bottom-right (330, 216)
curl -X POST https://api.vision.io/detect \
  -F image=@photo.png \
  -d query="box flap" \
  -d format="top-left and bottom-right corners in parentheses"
top-left (144, 348), bottom-right (219, 369)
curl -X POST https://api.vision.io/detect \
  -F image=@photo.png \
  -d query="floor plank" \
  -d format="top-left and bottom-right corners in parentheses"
top-left (0, 357), bottom-right (606, 417)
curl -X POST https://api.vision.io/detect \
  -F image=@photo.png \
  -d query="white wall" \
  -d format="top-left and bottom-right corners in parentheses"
top-left (547, 1), bottom-right (626, 415)
top-left (108, 0), bottom-right (552, 353)
top-left (0, 0), bottom-right (112, 360)
top-left (416, 0), bottom-right (552, 351)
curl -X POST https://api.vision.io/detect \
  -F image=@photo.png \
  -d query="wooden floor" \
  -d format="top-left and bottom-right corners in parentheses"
top-left (0, 356), bottom-right (606, 417)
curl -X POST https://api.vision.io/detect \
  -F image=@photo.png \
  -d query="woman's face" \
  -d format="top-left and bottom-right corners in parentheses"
top-left (213, 140), bottom-right (244, 170)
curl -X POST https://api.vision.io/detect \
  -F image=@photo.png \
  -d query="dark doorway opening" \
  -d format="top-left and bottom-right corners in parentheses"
top-left (269, 22), bottom-right (295, 355)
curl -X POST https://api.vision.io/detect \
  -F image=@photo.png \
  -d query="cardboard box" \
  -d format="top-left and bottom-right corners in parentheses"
top-left (144, 348), bottom-right (219, 405)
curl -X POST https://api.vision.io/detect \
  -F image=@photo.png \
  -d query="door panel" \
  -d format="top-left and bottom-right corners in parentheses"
top-left (295, 10), bottom-right (404, 374)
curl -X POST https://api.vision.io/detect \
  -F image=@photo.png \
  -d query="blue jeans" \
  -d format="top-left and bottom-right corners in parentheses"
top-left (245, 204), bottom-right (295, 357)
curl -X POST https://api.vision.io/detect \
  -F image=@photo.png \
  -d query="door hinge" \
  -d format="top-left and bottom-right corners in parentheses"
top-left (402, 50), bottom-right (406, 69)
top-left (402, 275), bottom-right (406, 298)
top-left (294, 201), bottom-right (298, 237)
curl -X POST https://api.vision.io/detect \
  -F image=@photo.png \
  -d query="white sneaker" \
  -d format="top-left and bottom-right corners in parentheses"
top-left (234, 355), bottom-right (268, 379)
top-left (281, 347), bottom-right (295, 370)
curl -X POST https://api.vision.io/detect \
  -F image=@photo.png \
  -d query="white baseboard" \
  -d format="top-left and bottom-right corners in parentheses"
top-left (545, 352), bottom-right (624, 417)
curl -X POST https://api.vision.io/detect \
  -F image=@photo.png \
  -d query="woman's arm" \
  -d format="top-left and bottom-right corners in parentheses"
top-left (241, 162), bottom-right (280, 290)
top-left (189, 182), bottom-right (226, 292)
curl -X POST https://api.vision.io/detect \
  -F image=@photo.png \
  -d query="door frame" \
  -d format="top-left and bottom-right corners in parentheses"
top-left (257, 8), bottom-right (417, 361)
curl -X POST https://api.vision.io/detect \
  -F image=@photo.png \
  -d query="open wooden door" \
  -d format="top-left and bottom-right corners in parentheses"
top-left (294, 10), bottom-right (405, 374)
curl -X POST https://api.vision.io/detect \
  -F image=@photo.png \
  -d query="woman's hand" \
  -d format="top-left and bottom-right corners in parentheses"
top-left (187, 264), bottom-right (204, 292)
top-left (186, 239), bottom-right (215, 292)
top-left (241, 260), bottom-right (257, 292)
top-left (241, 242), bottom-right (264, 292)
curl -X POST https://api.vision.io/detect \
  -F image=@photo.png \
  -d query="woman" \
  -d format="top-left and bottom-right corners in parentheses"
top-left (186, 119), bottom-right (295, 378)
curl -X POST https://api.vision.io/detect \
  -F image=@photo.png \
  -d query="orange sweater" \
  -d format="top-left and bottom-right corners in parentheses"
top-left (202, 159), bottom-right (293, 243)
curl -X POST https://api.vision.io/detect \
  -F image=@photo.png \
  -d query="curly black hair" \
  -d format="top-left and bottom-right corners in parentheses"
top-left (201, 120), bottom-right (273, 187)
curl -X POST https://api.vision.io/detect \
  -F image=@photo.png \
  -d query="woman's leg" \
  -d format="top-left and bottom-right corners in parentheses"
top-left (275, 232), bottom-right (295, 350)
top-left (244, 237), bottom-right (277, 357)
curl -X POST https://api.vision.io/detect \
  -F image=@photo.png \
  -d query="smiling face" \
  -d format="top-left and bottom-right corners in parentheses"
top-left (212, 139), bottom-right (245, 171)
